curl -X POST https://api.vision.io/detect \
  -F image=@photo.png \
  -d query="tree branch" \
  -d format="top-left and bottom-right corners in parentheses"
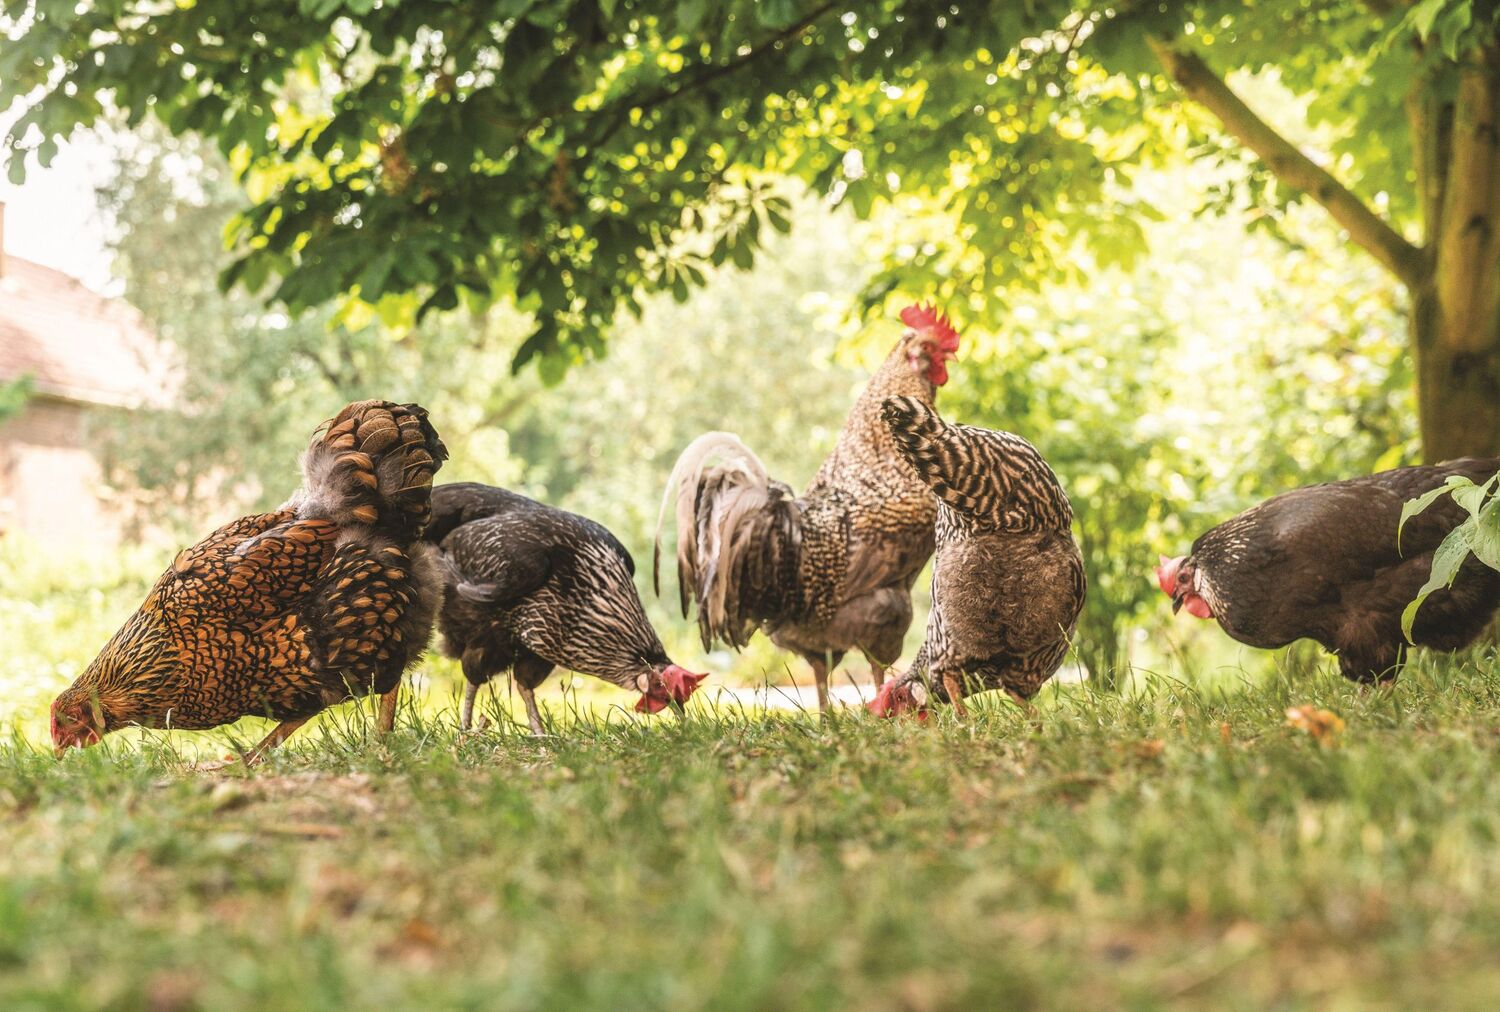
top-left (1149, 36), bottom-right (1428, 290)
top-left (588, 0), bottom-right (843, 150)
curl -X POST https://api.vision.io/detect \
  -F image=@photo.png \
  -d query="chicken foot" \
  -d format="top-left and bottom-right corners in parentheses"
top-left (196, 717), bottom-right (312, 772)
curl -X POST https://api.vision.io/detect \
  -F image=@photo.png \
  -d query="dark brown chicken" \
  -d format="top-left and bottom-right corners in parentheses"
top-left (656, 305), bottom-right (959, 711)
top-left (51, 400), bottom-right (447, 762)
top-left (1157, 459), bottom-right (1500, 682)
top-left (426, 483), bottom-right (706, 734)
top-left (868, 396), bottom-right (1085, 717)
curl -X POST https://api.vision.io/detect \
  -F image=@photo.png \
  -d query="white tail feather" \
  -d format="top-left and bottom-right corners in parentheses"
top-left (653, 432), bottom-right (786, 643)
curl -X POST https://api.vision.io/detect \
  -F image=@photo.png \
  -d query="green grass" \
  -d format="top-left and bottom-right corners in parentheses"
top-left (8, 540), bottom-right (1500, 1008)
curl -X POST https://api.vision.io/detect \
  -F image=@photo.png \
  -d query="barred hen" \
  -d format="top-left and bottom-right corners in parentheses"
top-left (868, 397), bottom-right (1085, 717)
top-left (428, 483), bottom-right (706, 734)
top-left (1157, 459), bottom-right (1500, 683)
top-left (655, 305), bottom-right (958, 711)
top-left (51, 400), bottom-right (447, 762)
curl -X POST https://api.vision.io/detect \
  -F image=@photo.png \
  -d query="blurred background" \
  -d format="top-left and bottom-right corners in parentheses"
top-left (0, 68), bottom-right (1414, 735)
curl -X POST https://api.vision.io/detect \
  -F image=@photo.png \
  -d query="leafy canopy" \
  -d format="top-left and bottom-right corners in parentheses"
top-left (4, 1), bottom-right (1493, 372)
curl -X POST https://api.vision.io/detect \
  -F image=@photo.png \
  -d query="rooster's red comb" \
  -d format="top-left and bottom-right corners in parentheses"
top-left (900, 302), bottom-right (960, 354)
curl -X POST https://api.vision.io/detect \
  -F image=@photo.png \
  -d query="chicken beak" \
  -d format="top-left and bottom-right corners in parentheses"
top-left (1172, 596), bottom-right (1183, 615)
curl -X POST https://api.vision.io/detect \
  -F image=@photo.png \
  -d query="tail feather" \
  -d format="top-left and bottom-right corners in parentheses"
top-left (879, 396), bottom-right (977, 514)
top-left (881, 395), bottom-right (1073, 529)
top-left (653, 432), bottom-right (801, 649)
top-left (297, 400), bottom-right (448, 540)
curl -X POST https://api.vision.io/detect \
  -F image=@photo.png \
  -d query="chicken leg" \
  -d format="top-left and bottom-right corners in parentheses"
top-left (516, 682), bottom-right (547, 736)
top-left (197, 717), bottom-right (311, 772)
top-left (943, 674), bottom-right (966, 717)
top-left (459, 681), bottom-right (480, 731)
top-left (811, 657), bottom-right (830, 714)
top-left (376, 686), bottom-right (399, 734)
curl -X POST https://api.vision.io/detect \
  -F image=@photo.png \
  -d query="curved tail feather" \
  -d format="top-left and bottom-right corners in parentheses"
top-left (879, 396), bottom-right (980, 514)
top-left (653, 432), bottom-right (801, 649)
top-left (297, 400), bottom-right (448, 540)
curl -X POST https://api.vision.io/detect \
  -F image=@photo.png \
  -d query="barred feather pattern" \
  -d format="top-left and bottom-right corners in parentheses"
top-left (432, 484), bottom-right (680, 694)
top-left (54, 400), bottom-right (446, 738)
top-left (881, 396), bottom-right (1086, 702)
top-left (880, 396), bottom-right (1072, 534)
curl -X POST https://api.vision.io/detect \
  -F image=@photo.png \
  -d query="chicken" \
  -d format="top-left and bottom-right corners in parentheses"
top-left (50, 400), bottom-right (447, 762)
top-left (1156, 459), bottom-right (1500, 683)
top-left (428, 483), bottom-right (706, 734)
top-left (866, 396), bottom-right (1085, 716)
top-left (655, 304), bottom-right (959, 711)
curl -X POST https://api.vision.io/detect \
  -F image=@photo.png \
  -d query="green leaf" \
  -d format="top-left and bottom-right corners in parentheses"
top-left (1402, 518), bottom-right (1475, 642)
top-left (1398, 481), bottom-right (1461, 551)
top-left (677, 0), bottom-right (705, 34)
top-left (1470, 496), bottom-right (1500, 570)
top-left (1409, 0), bottom-right (1446, 38)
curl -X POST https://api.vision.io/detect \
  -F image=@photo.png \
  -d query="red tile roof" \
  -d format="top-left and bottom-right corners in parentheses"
top-left (0, 255), bottom-right (170, 407)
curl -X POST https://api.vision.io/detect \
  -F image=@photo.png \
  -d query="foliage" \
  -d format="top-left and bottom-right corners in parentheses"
top-left (1399, 469), bottom-right (1500, 640)
top-left (94, 129), bottom-right (536, 519)
top-left (0, 375), bottom-right (30, 425)
top-left (7, 1), bottom-right (1494, 374)
top-left (941, 159), bottom-right (1412, 682)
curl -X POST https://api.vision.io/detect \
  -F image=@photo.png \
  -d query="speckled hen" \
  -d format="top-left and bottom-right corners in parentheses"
top-left (51, 400), bottom-right (447, 762)
top-left (427, 483), bottom-right (706, 734)
top-left (868, 396), bottom-right (1085, 717)
top-left (655, 304), bottom-right (959, 711)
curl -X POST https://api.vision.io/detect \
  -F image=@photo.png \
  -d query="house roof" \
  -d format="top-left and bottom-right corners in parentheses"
top-left (0, 254), bottom-right (170, 408)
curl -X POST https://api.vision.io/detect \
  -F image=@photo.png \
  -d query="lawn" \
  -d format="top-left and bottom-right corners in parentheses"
top-left (6, 543), bottom-right (1500, 1008)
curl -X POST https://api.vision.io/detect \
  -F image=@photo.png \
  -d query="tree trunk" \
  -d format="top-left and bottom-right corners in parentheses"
top-left (1413, 281), bottom-right (1500, 462)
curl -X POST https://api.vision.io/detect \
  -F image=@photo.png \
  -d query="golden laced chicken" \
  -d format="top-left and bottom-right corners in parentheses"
top-left (656, 304), bottom-right (959, 711)
top-left (51, 400), bottom-right (447, 763)
top-left (425, 483), bottom-right (707, 735)
top-left (867, 397), bottom-right (1085, 717)
top-left (1157, 459), bottom-right (1500, 683)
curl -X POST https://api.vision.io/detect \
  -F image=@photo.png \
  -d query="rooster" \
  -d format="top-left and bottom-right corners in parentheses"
top-left (1157, 459), bottom-right (1500, 682)
top-left (867, 397), bottom-right (1085, 716)
top-left (428, 483), bottom-right (706, 734)
top-left (655, 304), bottom-right (958, 711)
top-left (51, 400), bottom-right (447, 763)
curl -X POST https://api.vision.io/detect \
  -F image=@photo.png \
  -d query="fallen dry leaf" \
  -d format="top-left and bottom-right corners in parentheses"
top-left (1133, 739), bottom-right (1166, 760)
top-left (1219, 721), bottom-right (1232, 745)
top-left (1285, 706), bottom-right (1345, 745)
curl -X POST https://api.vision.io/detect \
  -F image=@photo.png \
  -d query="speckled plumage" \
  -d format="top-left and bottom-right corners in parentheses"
top-left (1176, 458), bottom-right (1500, 682)
top-left (52, 400), bottom-right (446, 749)
top-left (657, 327), bottom-right (948, 706)
top-left (879, 396), bottom-right (1085, 707)
top-left (429, 483), bottom-right (700, 732)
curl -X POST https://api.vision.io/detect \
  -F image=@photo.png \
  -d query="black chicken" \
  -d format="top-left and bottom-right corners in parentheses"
top-left (426, 483), bottom-right (706, 733)
top-left (1158, 459), bottom-right (1500, 682)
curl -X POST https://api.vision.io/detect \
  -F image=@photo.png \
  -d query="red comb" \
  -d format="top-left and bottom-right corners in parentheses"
top-left (663, 667), bottom-right (707, 701)
top-left (866, 682), bottom-right (899, 717)
top-left (1156, 554), bottom-right (1182, 596)
top-left (866, 681), bottom-right (929, 720)
top-left (634, 666), bottom-right (707, 713)
top-left (900, 303), bottom-right (960, 354)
